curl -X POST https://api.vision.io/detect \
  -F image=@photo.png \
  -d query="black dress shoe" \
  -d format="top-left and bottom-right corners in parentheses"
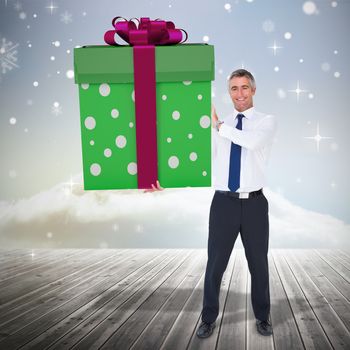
top-left (196, 321), bottom-right (216, 338)
top-left (256, 319), bottom-right (273, 336)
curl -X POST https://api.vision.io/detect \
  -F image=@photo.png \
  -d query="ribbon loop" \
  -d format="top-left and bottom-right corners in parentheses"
top-left (104, 16), bottom-right (186, 46)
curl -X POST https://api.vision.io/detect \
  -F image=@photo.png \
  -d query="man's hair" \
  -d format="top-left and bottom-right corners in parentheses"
top-left (228, 69), bottom-right (256, 90)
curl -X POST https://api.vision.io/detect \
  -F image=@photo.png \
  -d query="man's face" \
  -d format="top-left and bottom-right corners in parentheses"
top-left (228, 76), bottom-right (256, 112)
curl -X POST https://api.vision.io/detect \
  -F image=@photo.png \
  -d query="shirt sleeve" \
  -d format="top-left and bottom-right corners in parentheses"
top-left (218, 115), bottom-right (277, 150)
top-left (211, 126), bottom-right (218, 159)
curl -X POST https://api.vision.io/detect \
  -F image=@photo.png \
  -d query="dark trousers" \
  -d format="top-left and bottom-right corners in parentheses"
top-left (201, 190), bottom-right (270, 323)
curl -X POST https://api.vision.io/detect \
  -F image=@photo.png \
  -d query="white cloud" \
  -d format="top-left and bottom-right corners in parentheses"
top-left (0, 173), bottom-right (349, 249)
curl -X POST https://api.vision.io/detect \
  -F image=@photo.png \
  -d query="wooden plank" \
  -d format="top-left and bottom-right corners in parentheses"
top-left (0, 249), bottom-right (39, 263)
top-left (315, 250), bottom-right (350, 282)
top-left (0, 249), bottom-right (162, 349)
top-left (159, 259), bottom-right (206, 350)
top-left (0, 249), bottom-right (114, 305)
top-left (0, 249), bottom-right (86, 281)
top-left (19, 249), bottom-right (179, 350)
top-left (67, 250), bottom-right (194, 349)
top-left (332, 249), bottom-right (350, 263)
top-left (325, 250), bottom-right (350, 271)
top-left (217, 249), bottom-right (247, 350)
top-left (247, 259), bottom-right (274, 350)
top-left (0, 249), bottom-right (132, 324)
top-left (128, 251), bottom-right (207, 350)
top-left (0, 249), bottom-right (76, 272)
top-left (97, 250), bottom-right (201, 349)
top-left (335, 250), bottom-right (350, 265)
top-left (286, 250), bottom-right (350, 349)
top-left (273, 250), bottom-right (332, 349)
top-left (0, 248), bottom-right (349, 349)
top-left (304, 250), bottom-right (350, 301)
top-left (51, 250), bottom-right (191, 349)
top-left (186, 249), bottom-right (237, 350)
top-left (269, 252), bottom-right (304, 350)
top-left (292, 250), bottom-right (350, 332)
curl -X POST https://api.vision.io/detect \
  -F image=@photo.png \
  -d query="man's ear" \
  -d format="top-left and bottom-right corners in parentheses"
top-left (252, 87), bottom-right (256, 96)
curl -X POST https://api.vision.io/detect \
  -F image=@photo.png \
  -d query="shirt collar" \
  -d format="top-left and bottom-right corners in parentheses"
top-left (234, 106), bottom-right (255, 120)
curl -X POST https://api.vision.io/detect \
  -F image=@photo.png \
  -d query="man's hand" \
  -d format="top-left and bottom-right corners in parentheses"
top-left (211, 105), bottom-right (223, 130)
top-left (211, 105), bottom-right (219, 126)
top-left (143, 180), bottom-right (164, 193)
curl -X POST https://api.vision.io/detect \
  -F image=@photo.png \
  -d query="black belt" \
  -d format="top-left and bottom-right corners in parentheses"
top-left (216, 189), bottom-right (263, 199)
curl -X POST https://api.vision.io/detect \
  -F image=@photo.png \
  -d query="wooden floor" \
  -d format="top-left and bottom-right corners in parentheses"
top-left (0, 249), bottom-right (349, 349)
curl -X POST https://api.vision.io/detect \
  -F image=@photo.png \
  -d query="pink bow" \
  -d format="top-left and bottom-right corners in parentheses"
top-left (104, 16), bottom-right (187, 46)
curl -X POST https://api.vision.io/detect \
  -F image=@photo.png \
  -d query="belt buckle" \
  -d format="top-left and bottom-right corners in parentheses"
top-left (239, 192), bottom-right (249, 199)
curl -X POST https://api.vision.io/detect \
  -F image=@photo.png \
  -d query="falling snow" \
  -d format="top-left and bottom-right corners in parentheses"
top-left (60, 11), bottom-right (73, 24)
top-left (0, 37), bottom-right (19, 76)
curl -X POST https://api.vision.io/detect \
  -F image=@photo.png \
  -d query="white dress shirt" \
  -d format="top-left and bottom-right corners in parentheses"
top-left (212, 107), bottom-right (277, 192)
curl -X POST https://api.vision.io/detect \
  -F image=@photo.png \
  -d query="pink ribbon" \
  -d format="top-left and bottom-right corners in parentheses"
top-left (104, 17), bottom-right (187, 189)
top-left (104, 16), bottom-right (187, 46)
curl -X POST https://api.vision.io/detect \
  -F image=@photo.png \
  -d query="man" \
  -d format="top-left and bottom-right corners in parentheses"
top-left (146, 69), bottom-right (277, 338)
top-left (196, 68), bottom-right (277, 338)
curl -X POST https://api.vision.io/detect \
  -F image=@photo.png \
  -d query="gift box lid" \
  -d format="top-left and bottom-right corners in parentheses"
top-left (74, 44), bottom-right (214, 84)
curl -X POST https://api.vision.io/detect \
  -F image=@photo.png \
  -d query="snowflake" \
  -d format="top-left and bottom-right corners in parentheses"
top-left (51, 102), bottom-right (62, 116)
top-left (0, 37), bottom-right (19, 77)
top-left (60, 11), bottom-right (73, 24)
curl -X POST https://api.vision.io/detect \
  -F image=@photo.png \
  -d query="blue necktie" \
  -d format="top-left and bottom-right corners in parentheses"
top-left (228, 113), bottom-right (244, 191)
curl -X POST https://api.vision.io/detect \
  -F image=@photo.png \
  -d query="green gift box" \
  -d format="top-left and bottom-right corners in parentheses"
top-left (74, 43), bottom-right (215, 190)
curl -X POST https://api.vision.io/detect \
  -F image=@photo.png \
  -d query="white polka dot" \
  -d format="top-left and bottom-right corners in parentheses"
top-left (308, 93), bottom-right (314, 99)
top-left (197, 94), bottom-right (203, 100)
top-left (334, 71), bottom-right (340, 78)
top-left (81, 83), bottom-right (89, 90)
top-left (167, 137), bottom-right (172, 143)
top-left (9, 117), bottom-right (16, 125)
top-left (104, 148), bottom-right (112, 157)
top-left (188, 133), bottom-right (193, 139)
top-left (53, 101), bottom-right (59, 107)
top-left (129, 122), bottom-right (134, 128)
top-left (183, 81), bottom-right (192, 85)
top-left (84, 116), bottom-right (96, 130)
top-left (162, 95), bottom-right (167, 100)
top-left (116, 135), bottom-right (127, 148)
top-left (90, 140), bottom-right (95, 145)
top-left (202, 171), bottom-right (207, 176)
top-left (33, 81), bottom-right (39, 87)
top-left (131, 90), bottom-right (135, 102)
top-left (172, 111), bottom-right (180, 120)
top-left (128, 162), bottom-right (137, 175)
top-left (90, 163), bottom-right (101, 176)
top-left (168, 156), bottom-right (179, 169)
top-left (111, 109), bottom-right (119, 118)
top-left (274, 66), bottom-right (279, 72)
top-left (189, 152), bottom-right (198, 161)
top-left (202, 36), bottom-right (209, 42)
top-left (99, 83), bottom-right (110, 97)
top-left (53, 40), bottom-right (60, 47)
top-left (199, 115), bottom-right (211, 128)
